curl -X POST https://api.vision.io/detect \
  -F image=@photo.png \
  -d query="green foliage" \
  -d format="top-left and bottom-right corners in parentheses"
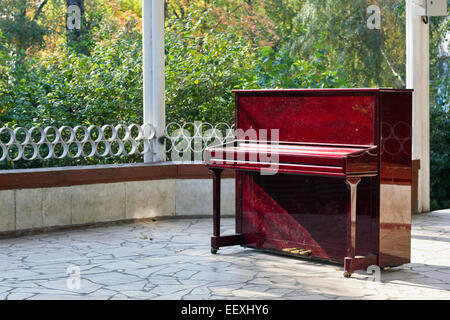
top-left (1, 22), bottom-right (143, 127)
top-left (0, 30), bottom-right (13, 96)
top-left (0, 0), bottom-right (50, 60)
top-left (254, 34), bottom-right (345, 89)
top-left (117, 0), bottom-right (142, 17)
top-left (165, 12), bottom-right (258, 125)
top-left (165, 8), bottom-right (345, 125)
top-left (430, 103), bottom-right (450, 210)
top-left (288, 0), bottom-right (406, 88)
top-left (40, 24), bottom-right (143, 127)
top-left (429, 13), bottom-right (449, 211)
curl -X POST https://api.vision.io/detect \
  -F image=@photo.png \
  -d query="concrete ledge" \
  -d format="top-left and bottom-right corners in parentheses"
top-left (0, 190), bottom-right (14, 232)
top-left (0, 162), bottom-right (235, 190)
top-left (0, 163), bottom-right (235, 236)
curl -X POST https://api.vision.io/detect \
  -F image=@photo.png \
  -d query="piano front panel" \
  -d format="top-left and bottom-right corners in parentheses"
top-left (239, 172), bottom-right (379, 262)
top-left (236, 93), bottom-right (377, 146)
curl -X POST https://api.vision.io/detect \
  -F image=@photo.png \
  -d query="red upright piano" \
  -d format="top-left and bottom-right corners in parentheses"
top-left (205, 88), bottom-right (412, 277)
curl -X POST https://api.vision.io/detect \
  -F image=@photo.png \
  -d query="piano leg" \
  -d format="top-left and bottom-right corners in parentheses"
top-left (210, 168), bottom-right (223, 254)
top-left (343, 177), bottom-right (379, 277)
top-left (344, 177), bottom-right (361, 277)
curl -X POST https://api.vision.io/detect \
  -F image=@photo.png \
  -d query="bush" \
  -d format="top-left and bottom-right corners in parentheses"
top-left (165, 17), bottom-right (258, 125)
top-left (165, 12), bottom-right (345, 126)
top-left (430, 103), bottom-right (450, 210)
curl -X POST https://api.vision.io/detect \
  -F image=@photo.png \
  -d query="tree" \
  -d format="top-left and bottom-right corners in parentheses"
top-left (0, 0), bottom-right (50, 63)
top-left (165, 0), bottom-right (281, 47)
top-left (66, 0), bottom-right (84, 42)
top-left (66, 0), bottom-right (91, 54)
top-left (286, 0), bottom-right (406, 88)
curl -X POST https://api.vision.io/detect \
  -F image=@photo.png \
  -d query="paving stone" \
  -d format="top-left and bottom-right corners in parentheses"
top-left (105, 281), bottom-right (148, 292)
top-left (10, 286), bottom-right (81, 295)
top-left (0, 286), bottom-right (14, 294)
top-left (98, 260), bottom-right (148, 271)
top-left (121, 291), bottom-right (158, 299)
top-left (27, 293), bottom-right (85, 300)
top-left (40, 278), bottom-right (102, 295)
top-left (153, 289), bottom-right (194, 300)
top-left (83, 272), bottom-right (142, 286)
top-left (1, 269), bottom-right (41, 280)
top-left (6, 292), bottom-right (36, 300)
top-left (181, 294), bottom-right (212, 300)
top-left (0, 211), bottom-right (449, 299)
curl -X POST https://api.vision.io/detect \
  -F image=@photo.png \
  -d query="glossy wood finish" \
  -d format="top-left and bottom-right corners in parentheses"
top-left (210, 168), bottom-right (222, 254)
top-left (205, 142), bottom-right (379, 177)
top-left (346, 177), bottom-right (361, 258)
top-left (344, 177), bottom-right (362, 276)
top-left (211, 169), bottom-right (223, 234)
top-left (206, 89), bottom-right (412, 277)
top-left (238, 173), bottom-right (379, 262)
top-left (235, 92), bottom-right (377, 146)
top-left (378, 91), bottom-right (413, 267)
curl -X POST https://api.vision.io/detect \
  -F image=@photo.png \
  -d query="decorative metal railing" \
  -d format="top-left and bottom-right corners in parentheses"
top-left (0, 124), bottom-right (156, 162)
top-left (0, 122), bottom-right (234, 163)
top-left (164, 122), bottom-right (235, 161)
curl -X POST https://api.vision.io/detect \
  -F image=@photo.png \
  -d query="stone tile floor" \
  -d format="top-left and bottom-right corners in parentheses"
top-left (0, 210), bottom-right (449, 300)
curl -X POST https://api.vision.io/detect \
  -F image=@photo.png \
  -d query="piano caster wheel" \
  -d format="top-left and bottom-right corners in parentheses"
top-left (343, 271), bottom-right (352, 278)
top-left (211, 248), bottom-right (218, 254)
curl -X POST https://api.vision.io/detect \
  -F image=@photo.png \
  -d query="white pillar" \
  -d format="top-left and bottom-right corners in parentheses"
top-left (143, 0), bottom-right (166, 163)
top-left (142, 0), bottom-right (152, 163)
top-left (406, 0), bottom-right (430, 213)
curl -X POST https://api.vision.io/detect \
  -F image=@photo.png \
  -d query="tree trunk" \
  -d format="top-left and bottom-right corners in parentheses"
top-left (66, 0), bottom-right (87, 53)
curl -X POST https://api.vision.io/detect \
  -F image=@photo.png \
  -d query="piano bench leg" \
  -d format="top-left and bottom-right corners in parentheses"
top-left (344, 255), bottom-right (378, 277)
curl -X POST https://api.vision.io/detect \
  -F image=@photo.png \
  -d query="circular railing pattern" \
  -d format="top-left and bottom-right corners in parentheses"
top-left (164, 122), bottom-right (235, 155)
top-left (0, 122), bottom-right (235, 162)
top-left (0, 124), bottom-right (156, 162)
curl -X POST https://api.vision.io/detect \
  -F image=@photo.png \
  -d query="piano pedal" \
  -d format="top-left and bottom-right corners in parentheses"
top-left (299, 250), bottom-right (312, 257)
top-left (282, 248), bottom-right (312, 257)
